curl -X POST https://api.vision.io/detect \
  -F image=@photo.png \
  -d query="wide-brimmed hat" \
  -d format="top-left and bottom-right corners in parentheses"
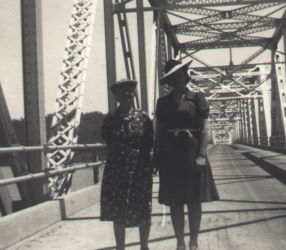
top-left (160, 59), bottom-right (192, 85)
top-left (111, 79), bottom-right (137, 92)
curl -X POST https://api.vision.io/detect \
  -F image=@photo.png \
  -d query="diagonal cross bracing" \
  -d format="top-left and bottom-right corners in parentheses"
top-left (169, 2), bottom-right (279, 28)
top-left (165, 2), bottom-right (286, 51)
top-left (120, 0), bottom-right (286, 145)
top-left (169, 2), bottom-right (282, 20)
top-left (165, 0), bottom-right (286, 8)
top-left (47, 0), bottom-right (97, 198)
top-left (174, 20), bottom-right (278, 34)
top-left (181, 38), bottom-right (271, 50)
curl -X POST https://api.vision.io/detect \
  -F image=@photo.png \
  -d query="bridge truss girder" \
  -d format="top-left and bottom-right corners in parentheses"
top-left (44, 0), bottom-right (285, 198)
top-left (47, 0), bottom-right (98, 198)
top-left (144, 0), bottom-right (286, 147)
top-left (108, 0), bottom-right (286, 146)
top-left (12, 0), bottom-right (286, 205)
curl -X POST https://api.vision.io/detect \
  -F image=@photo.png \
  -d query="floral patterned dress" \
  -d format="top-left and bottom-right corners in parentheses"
top-left (100, 109), bottom-right (154, 227)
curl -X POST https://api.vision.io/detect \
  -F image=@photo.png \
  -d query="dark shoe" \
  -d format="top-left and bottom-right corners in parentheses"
top-left (189, 240), bottom-right (198, 250)
top-left (189, 236), bottom-right (198, 248)
top-left (189, 246), bottom-right (198, 250)
top-left (189, 241), bottom-right (198, 250)
top-left (141, 248), bottom-right (149, 250)
top-left (177, 246), bottom-right (186, 250)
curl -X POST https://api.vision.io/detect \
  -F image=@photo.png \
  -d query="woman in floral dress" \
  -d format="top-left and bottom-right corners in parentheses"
top-left (100, 79), bottom-right (154, 250)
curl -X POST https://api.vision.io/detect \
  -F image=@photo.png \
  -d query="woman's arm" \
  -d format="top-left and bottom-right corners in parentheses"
top-left (152, 98), bottom-right (165, 173)
top-left (196, 118), bottom-right (209, 165)
top-left (100, 115), bottom-right (112, 143)
top-left (152, 120), bottom-right (164, 173)
top-left (142, 114), bottom-right (154, 154)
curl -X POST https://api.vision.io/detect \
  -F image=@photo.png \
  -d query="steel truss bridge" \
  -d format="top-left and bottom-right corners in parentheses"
top-left (0, 0), bottom-right (286, 210)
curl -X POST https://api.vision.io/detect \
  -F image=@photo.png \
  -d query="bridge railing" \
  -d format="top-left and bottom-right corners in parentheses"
top-left (236, 135), bottom-right (286, 153)
top-left (0, 143), bottom-right (106, 187)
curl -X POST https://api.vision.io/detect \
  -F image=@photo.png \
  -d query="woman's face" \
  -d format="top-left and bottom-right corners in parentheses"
top-left (167, 69), bottom-right (188, 91)
top-left (112, 86), bottom-right (136, 105)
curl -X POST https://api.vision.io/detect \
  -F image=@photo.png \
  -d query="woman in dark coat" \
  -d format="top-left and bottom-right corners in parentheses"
top-left (100, 79), bottom-right (154, 250)
top-left (154, 59), bottom-right (219, 250)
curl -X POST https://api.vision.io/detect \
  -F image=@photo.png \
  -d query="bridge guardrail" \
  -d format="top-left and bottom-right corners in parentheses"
top-left (235, 135), bottom-right (286, 153)
top-left (0, 143), bottom-right (106, 187)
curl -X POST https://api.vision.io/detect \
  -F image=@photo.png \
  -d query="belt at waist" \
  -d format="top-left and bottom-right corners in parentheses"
top-left (166, 128), bottom-right (200, 137)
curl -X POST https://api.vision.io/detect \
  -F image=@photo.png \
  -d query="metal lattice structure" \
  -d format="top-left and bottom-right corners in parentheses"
top-left (47, 0), bottom-right (98, 197)
top-left (4, 0), bottom-right (286, 206)
top-left (45, 1), bottom-right (286, 185)
top-left (141, 0), bottom-right (286, 146)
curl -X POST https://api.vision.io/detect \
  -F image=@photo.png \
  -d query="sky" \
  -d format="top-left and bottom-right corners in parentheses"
top-left (0, 0), bottom-right (109, 119)
top-left (0, 0), bottom-right (157, 119)
top-left (0, 1), bottom-right (283, 119)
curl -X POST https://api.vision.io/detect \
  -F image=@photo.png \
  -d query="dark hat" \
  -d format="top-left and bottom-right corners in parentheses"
top-left (111, 79), bottom-right (137, 92)
top-left (160, 59), bottom-right (192, 85)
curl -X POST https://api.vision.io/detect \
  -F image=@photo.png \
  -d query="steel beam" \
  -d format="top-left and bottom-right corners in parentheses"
top-left (116, 1), bottom-right (136, 80)
top-left (0, 83), bottom-right (32, 210)
top-left (157, 13), bottom-right (170, 97)
top-left (238, 100), bottom-right (243, 142)
top-left (21, 0), bottom-right (48, 204)
top-left (181, 38), bottom-right (272, 50)
top-left (271, 44), bottom-right (286, 142)
top-left (174, 20), bottom-right (278, 33)
top-left (46, 0), bottom-right (98, 197)
top-left (257, 97), bottom-right (267, 146)
top-left (270, 9), bottom-right (286, 46)
top-left (115, 0), bottom-right (141, 108)
top-left (279, 27), bottom-right (286, 135)
top-left (115, 1), bottom-right (286, 12)
top-left (148, 19), bottom-right (156, 118)
top-left (191, 62), bottom-right (286, 71)
top-left (175, 22), bottom-right (276, 37)
top-left (260, 66), bottom-right (272, 146)
top-left (164, 2), bottom-right (277, 35)
top-left (207, 95), bottom-right (262, 101)
top-left (104, 0), bottom-right (117, 111)
top-left (167, 37), bottom-right (173, 59)
top-left (165, 0), bottom-right (285, 8)
top-left (227, 47), bottom-right (267, 78)
top-left (243, 100), bottom-right (249, 143)
top-left (167, 2), bottom-right (281, 22)
top-left (247, 99), bottom-right (254, 144)
top-left (253, 97), bottom-right (260, 145)
top-left (148, 0), bottom-right (180, 52)
top-left (136, 0), bottom-right (148, 112)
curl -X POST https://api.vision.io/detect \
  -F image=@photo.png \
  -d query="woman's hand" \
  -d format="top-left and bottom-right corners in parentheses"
top-left (152, 168), bottom-right (158, 175)
top-left (196, 155), bottom-right (206, 166)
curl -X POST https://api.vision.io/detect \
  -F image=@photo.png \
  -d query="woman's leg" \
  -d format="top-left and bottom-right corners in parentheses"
top-left (139, 223), bottom-right (150, 249)
top-left (187, 202), bottom-right (202, 248)
top-left (113, 222), bottom-right (126, 250)
top-left (170, 204), bottom-right (186, 248)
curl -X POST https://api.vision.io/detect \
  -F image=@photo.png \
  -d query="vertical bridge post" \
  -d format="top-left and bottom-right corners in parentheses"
top-left (21, 0), bottom-right (48, 204)
top-left (104, 0), bottom-right (117, 112)
top-left (136, 0), bottom-right (148, 112)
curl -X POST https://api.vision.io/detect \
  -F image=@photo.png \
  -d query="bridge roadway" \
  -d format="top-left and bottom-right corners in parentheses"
top-left (5, 144), bottom-right (286, 250)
